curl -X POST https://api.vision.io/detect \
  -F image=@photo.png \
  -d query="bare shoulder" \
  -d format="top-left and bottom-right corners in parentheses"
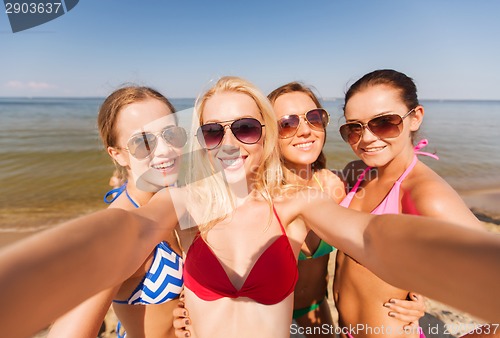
top-left (315, 169), bottom-right (346, 202)
top-left (273, 187), bottom-right (328, 224)
top-left (404, 162), bottom-right (483, 229)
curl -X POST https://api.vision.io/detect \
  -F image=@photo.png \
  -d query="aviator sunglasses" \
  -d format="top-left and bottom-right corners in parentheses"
top-left (339, 108), bottom-right (416, 145)
top-left (197, 117), bottom-right (265, 150)
top-left (277, 108), bottom-right (330, 139)
top-left (124, 126), bottom-right (188, 159)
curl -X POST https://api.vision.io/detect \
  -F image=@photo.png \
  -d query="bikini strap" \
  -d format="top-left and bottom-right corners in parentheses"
top-left (348, 166), bottom-right (371, 194)
top-left (398, 139), bottom-right (439, 183)
top-left (104, 183), bottom-right (126, 204)
top-left (396, 156), bottom-right (419, 183)
top-left (349, 139), bottom-right (438, 189)
top-left (103, 182), bottom-right (140, 208)
top-left (414, 139), bottom-right (439, 160)
top-left (312, 172), bottom-right (324, 192)
top-left (125, 189), bottom-right (140, 208)
top-left (272, 205), bottom-right (286, 235)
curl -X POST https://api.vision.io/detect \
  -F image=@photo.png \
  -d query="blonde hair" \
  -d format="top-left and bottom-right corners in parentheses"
top-left (187, 76), bottom-right (283, 236)
top-left (267, 81), bottom-right (327, 170)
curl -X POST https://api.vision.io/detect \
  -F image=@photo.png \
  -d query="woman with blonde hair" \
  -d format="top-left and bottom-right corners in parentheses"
top-left (0, 77), bottom-right (498, 338)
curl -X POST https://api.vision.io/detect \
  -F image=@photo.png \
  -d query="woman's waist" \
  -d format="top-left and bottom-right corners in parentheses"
top-left (185, 288), bottom-right (294, 336)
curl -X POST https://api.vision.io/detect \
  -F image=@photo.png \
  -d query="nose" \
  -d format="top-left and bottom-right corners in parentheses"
top-left (219, 125), bottom-right (239, 152)
top-left (359, 124), bottom-right (378, 142)
top-left (154, 135), bottom-right (175, 156)
top-left (295, 116), bottom-right (312, 137)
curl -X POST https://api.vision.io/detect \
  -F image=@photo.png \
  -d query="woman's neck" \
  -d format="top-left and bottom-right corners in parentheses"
top-left (375, 144), bottom-right (416, 182)
top-left (125, 181), bottom-right (156, 207)
top-left (283, 163), bottom-right (315, 186)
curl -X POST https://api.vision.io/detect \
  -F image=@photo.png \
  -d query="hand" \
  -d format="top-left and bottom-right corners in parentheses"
top-left (384, 292), bottom-right (426, 331)
top-left (173, 292), bottom-right (194, 338)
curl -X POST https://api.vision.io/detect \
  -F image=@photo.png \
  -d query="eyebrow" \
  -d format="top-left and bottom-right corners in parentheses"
top-left (130, 123), bottom-right (176, 134)
top-left (203, 115), bottom-right (259, 124)
top-left (345, 111), bottom-right (395, 123)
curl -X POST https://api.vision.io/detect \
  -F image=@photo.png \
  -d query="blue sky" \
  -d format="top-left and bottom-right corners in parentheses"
top-left (1, 0), bottom-right (500, 99)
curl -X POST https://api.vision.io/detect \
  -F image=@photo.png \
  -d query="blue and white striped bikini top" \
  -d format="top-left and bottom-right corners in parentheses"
top-left (105, 183), bottom-right (184, 305)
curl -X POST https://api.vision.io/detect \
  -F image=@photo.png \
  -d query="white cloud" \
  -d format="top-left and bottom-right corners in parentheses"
top-left (5, 81), bottom-right (24, 88)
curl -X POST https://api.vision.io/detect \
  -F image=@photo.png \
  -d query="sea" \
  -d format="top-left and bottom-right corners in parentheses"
top-left (1, 98), bottom-right (499, 232)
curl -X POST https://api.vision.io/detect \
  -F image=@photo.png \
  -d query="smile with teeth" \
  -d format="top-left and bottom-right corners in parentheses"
top-left (363, 146), bottom-right (386, 153)
top-left (294, 141), bottom-right (314, 149)
top-left (152, 159), bottom-right (175, 170)
top-left (220, 157), bottom-right (244, 166)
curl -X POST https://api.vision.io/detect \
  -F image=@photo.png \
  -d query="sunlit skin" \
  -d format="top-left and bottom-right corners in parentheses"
top-left (274, 92), bottom-right (326, 172)
top-left (334, 84), bottom-right (484, 338)
top-left (1, 79), bottom-right (497, 338)
top-left (343, 85), bottom-right (419, 171)
top-left (48, 98), bottom-right (183, 338)
top-left (113, 99), bottom-right (182, 193)
top-left (274, 91), bottom-right (341, 337)
top-left (182, 91), bottom-right (299, 338)
top-left (202, 92), bottom-right (264, 190)
top-left (173, 88), bottom-right (428, 338)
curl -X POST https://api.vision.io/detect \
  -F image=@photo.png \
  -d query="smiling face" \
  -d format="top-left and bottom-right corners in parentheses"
top-left (343, 84), bottom-right (422, 168)
top-left (273, 92), bottom-right (325, 174)
top-left (201, 91), bottom-right (265, 187)
top-left (111, 98), bottom-right (182, 191)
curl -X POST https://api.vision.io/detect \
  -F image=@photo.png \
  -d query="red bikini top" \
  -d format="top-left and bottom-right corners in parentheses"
top-left (183, 206), bottom-right (298, 305)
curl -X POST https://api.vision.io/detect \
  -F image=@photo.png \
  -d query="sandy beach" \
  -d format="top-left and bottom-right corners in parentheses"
top-left (2, 190), bottom-right (498, 338)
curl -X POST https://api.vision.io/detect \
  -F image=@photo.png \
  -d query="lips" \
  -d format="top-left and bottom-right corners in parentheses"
top-left (151, 159), bottom-right (176, 171)
top-left (218, 156), bottom-right (246, 170)
top-left (361, 146), bottom-right (386, 153)
top-left (293, 140), bottom-right (315, 149)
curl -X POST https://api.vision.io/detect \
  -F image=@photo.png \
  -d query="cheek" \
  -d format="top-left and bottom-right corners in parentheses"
top-left (249, 143), bottom-right (265, 163)
top-left (277, 138), bottom-right (291, 152)
top-left (129, 158), bottom-right (151, 176)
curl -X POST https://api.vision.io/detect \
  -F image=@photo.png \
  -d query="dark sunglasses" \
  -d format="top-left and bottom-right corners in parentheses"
top-left (339, 109), bottom-right (415, 145)
top-left (125, 126), bottom-right (187, 159)
top-left (197, 117), bottom-right (265, 150)
top-left (277, 108), bottom-right (330, 139)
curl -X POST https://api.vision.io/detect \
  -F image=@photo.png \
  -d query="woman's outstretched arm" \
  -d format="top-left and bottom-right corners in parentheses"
top-left (0, 188), bottom-right (180, 338)
top-left (362, 213), bottom-right (499, 322)
top-left (292, 190), bottom-right (500, 322)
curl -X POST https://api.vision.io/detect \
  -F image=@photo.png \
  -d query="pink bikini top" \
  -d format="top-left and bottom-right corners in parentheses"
top-left (340, 139), bottom-right (439, 214)
top-left (183, 206), bottom-right (298, 305)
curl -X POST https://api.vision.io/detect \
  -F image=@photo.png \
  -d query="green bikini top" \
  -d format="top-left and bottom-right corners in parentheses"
top-left (298, 239), bottom-right (334, 260)
top-left (298, 173), bottom-right (335, 261)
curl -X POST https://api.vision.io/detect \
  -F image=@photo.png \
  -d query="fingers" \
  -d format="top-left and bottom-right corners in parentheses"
top-left (173, 306), bottom-right (189, 319)
top-left (173, 309), bottom-right (192, 338)
top-left (173, 317), bottom-right (192, 337)
top-left (383, 294), bottom-right (425, 324)
top-left (408, 292), bottom-right (426, 311)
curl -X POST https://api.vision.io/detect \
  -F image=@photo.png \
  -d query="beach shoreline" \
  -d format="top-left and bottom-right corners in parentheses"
top-left (2, 187), bottom-right (498, 249)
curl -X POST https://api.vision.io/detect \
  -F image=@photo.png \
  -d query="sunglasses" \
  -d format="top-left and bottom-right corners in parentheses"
top-left (197, 117), bottom-right (265, 150)
top-left (277, 108), bottom-right (330, 139)
top-left (339, 109), bottom-right (415, 145)
top-left (125, 126), bottom-right (187, 159)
